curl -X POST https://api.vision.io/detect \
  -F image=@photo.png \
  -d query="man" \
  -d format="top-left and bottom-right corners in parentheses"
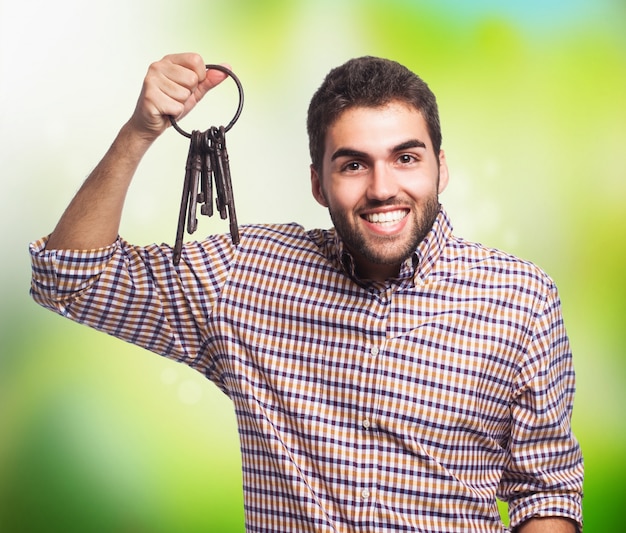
top-left (30, 53), bottom-right (583, 532)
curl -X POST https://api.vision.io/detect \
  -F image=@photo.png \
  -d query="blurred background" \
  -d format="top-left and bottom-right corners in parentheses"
top-left (1, 0), bottom-right (624, 530)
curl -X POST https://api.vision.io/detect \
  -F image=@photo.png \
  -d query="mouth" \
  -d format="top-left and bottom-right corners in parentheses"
top-left (361, 209), bottom-right (409, 227)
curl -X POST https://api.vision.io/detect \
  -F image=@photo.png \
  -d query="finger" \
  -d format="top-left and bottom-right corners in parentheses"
top-left (149, 53), bottom-right (205, 107)
top-left (195, 63), bottom-right (231, 100)
top-left (151, 66), bottom-right (204, 119)
top-left (159, 58), bottom-right (231, 115)
top-left (139, 71), bottom-right (190, 122)
top-left (160, 63), bottom-right (202, 96)
top-left (161, 52), bottom-right (207, 83)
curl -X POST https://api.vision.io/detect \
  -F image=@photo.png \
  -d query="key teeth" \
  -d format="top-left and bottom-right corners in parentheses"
top-left (170, 65), bottom-right (244, 264)
top-left (173, 121), bottom-right (239, 261)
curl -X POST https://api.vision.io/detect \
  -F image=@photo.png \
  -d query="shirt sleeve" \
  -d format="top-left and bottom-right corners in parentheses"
top-left (498, 281), bottom-right (584, 530)
top-left (29, 234), bottom-right (236, 367)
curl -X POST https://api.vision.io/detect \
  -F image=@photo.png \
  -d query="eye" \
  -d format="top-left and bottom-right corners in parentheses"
top-left (341, 161), bottom-right (364, 172)
top-left (397, 153), bottom-right (418, 165)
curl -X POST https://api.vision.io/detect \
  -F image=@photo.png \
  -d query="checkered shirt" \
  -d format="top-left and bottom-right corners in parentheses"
top-left (30, 208), bottom-right (583, 532)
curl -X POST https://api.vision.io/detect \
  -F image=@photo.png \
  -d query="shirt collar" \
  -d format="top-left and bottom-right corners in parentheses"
top-left (413, 206), bottom-right (453, 284)
top-left (332, 206), bottom-right (453, 288)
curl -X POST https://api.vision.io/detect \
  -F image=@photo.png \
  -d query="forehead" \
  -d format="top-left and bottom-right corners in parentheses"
top-left (324, 102), bottom-right (431, 154)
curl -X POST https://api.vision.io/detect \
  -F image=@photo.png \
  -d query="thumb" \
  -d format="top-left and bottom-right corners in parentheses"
top-left (196, 63), bottom-right (233, 99)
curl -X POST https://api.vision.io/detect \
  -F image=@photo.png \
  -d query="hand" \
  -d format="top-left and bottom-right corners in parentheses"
top-left (128, 53), bottom-right (229, 141)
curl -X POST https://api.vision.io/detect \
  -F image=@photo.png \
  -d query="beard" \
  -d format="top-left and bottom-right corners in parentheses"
top-left (328, 193), bottom-right (441, 270)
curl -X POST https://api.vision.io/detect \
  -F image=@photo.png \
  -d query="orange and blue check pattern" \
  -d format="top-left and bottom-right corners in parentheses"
top-left (30, 209), bottom-right (583, 532)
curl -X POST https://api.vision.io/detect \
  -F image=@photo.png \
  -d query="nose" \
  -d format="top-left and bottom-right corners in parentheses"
top-left (366, 163), bottom-right (398, 202)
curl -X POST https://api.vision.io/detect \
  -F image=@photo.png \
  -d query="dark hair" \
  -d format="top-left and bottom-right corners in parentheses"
top-left (307, 56), bottom-right (442, 172)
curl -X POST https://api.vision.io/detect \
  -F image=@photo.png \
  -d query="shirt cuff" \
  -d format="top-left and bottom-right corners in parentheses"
top-left (508, 491), bottom-right (583, 531)
top-left (29, 236), bottom-right (119, 305)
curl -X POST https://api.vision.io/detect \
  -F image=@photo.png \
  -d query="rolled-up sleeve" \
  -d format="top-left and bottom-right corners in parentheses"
top-left (29, 235), bottom-right (234, 366)
top-left (30, 236), bottom-right (118, 307)
top-left (499, 282), bottom-right (584, 530)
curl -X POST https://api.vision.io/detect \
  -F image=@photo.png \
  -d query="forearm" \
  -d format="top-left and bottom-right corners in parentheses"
top-left (45, 53), bottom-right (227, 251)
top-left (46, 121), bottom-right (153, 250)
top-left (514, 517), bottom-right (578, 532)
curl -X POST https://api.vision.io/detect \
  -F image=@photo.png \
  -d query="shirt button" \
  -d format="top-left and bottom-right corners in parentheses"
top-left (361, 489), bottom-right (371, 500)
top-left (362, 419), bottom-right (371, 429)
top-left (369, 346), bottom-right (380, 357)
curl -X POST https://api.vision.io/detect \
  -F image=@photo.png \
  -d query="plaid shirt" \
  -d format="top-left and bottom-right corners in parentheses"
top-left (30, 208), bottom-right (583, 532)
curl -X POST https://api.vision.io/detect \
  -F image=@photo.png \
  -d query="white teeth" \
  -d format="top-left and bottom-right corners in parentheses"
top-left (365, 210), bottom-right (407, 225)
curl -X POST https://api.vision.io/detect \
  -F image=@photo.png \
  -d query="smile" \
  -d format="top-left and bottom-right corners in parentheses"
top-left (363, 209), bottom-right (408, 226)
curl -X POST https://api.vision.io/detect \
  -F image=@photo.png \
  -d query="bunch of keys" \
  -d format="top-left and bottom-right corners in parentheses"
top-left (169, 64), bottom-right (244, 265)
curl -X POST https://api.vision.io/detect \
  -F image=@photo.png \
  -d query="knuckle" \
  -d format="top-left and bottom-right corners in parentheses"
top-left (188, 53), bottom-right (205, 70)
top-left (181, 70), bottom-right (200, 89)
top-left (170, 102), bottom-right (186, 119)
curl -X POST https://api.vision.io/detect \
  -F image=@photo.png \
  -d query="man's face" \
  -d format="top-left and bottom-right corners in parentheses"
top-left (311, 101), bottom-right (449, 281)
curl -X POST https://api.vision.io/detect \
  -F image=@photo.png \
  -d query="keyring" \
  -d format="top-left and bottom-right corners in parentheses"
top-left (169, 64), bottom-right (244, 138)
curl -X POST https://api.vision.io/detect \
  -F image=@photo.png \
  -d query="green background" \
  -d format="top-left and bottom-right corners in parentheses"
top-left (1, 0), bottom-right (624, 530)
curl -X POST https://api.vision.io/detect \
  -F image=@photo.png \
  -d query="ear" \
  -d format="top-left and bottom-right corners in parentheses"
top-left (437, 149), bottom-right (450, 194)
top-left (310, 165), bottom-right (329, 207)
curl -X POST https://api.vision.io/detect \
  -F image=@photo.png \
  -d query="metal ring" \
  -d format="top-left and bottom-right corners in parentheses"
top-left (169, 64), bottom-right (244, 139)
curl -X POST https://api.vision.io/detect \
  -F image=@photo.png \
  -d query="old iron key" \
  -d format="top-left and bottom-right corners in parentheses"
top-left (170, 64), bottom-right (244, 265)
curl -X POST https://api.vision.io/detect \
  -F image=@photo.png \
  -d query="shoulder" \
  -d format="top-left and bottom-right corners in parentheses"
top-left (236, 223), bottom-right (333, 261)
top-left (240, 222), bottom-right (311, 243)
top-left (239, 223), bottom-right (323, 249)
top-left (439, 234), bottom-right (557, 295)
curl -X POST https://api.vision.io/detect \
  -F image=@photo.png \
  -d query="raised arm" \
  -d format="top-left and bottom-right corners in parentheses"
top-left (45, 53), bottom-right (228, 250)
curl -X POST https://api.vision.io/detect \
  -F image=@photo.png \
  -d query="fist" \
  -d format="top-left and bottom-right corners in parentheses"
top-left (130, 53), bottom-right (229, 140)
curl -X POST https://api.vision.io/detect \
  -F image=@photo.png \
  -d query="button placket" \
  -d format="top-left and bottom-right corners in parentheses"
top-left (353, 298), bottom-right (387, 522)
top-left (361, 343), bottom-right (381, 432)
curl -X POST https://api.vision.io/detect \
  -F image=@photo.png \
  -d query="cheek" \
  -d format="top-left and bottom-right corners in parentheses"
top-left (402, 172), bottom-right (440, 199)
top-left (326, 181), bottom-right (364, 212)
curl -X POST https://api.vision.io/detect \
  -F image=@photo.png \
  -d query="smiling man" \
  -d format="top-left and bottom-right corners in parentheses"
top-left (311, 102), bottom-right (448, 281)
top-left (30, 54), bottom-right (583, 532)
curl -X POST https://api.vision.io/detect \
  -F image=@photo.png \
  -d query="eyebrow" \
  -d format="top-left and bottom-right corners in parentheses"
top-left (330, 139), bottom-right (427, 162)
